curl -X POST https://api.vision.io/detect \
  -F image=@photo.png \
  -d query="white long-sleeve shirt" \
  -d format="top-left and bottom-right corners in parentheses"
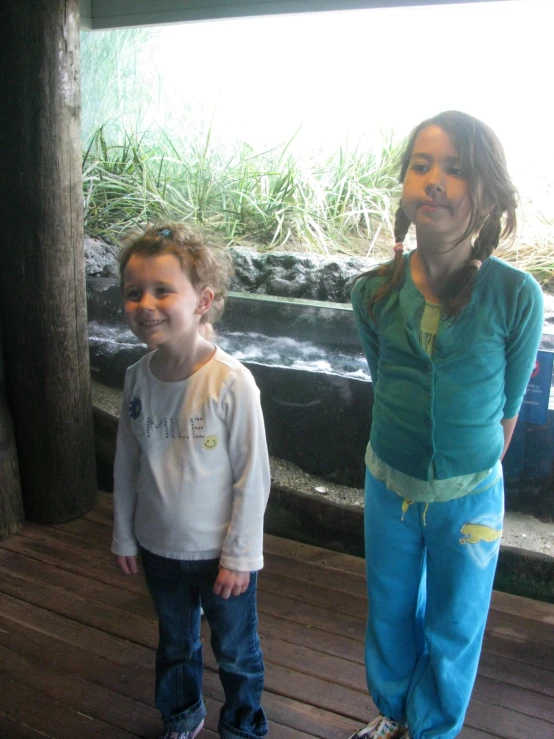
top-left (111, 346), bottom-right (270, 571)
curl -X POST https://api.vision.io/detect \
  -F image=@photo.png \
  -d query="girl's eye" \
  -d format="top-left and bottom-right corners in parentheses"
top-left (411, 162), bottom-right (428, 173)
top-left (449, 167), bottom-right (464, 177)
top-left (125, 290), bottom-right (141, 301)
top-left (155, 287), bottom-right (170, 296)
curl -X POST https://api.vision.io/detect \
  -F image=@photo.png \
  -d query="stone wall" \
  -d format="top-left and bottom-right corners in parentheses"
top-left (84, 237), bottom-right (377, 303)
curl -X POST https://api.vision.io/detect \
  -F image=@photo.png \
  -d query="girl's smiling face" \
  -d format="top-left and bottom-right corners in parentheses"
top-left (123, 253), bottom-right (212, 350)
top-left (401, 125), bottom-right (474, 248)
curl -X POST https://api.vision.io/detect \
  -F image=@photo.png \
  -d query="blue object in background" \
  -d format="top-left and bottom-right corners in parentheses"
top-left (503, 350), bottom-right (554, 485)
top-left (520, 350), bottom-right (554, 425)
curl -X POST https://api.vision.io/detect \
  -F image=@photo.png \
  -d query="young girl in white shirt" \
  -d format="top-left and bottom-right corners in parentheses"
top-left (112, 223), bottom-right (270, 739)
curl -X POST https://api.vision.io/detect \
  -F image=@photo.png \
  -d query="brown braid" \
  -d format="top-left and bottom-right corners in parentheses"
top-left (442, 210), bottom-right (504, 319)
top-left (353, 205), bottom-right (411, 321)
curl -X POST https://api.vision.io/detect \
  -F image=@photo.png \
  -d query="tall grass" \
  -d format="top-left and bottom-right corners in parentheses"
top-left (82, 126), bottom-right (402, 255)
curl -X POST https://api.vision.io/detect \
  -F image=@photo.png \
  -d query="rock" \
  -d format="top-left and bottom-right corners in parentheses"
top-left (228, 246), bottom-right (376, 303)
top-left (84, 237), bottom-right (120, 278)
top-left (83, 236), bottom-right (378, 302)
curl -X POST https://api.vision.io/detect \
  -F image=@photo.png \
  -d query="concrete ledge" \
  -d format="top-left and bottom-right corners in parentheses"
top-left (93, 404), bottom-right (554, 603)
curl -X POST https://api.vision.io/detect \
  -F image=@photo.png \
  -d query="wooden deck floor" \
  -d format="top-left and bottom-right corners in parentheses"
top-left (0, 493), bottom-right (553, 739)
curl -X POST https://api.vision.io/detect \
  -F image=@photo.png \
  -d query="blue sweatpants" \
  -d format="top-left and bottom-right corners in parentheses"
top-left (363, 466), bottom-right (504, 739)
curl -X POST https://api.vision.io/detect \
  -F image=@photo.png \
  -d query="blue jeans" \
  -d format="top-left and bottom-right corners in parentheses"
top-left (140, 548), bottom-right (268, 739)
top-left (363, 466), bottom-right (504, 739)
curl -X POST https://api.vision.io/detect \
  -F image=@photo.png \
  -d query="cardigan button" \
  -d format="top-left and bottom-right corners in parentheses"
top-left (425, 390), bottom-right (432, 399)
top-left (425, 419), bottom-right (432, 428)
top-left (436, 472), bottom-right (445, 480)
top-left (427, 363), bottom-right (433, 371)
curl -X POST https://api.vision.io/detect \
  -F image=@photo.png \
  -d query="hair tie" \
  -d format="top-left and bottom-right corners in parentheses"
top-left (393, 242), bottom-right (404, 254)
top-left (158, 228), bottom-right (171, 238)
top-left (468, 259), bottom-right (482, 270)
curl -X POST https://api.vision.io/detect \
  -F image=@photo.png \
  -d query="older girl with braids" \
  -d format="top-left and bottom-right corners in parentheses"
top-left (112, 223), bottom-right (270, 739)
top-left (349, 111), bottom-right (543, 739)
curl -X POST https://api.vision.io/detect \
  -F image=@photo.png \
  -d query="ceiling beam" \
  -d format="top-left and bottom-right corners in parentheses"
top-left (81, 0), bottom-right (513, 30)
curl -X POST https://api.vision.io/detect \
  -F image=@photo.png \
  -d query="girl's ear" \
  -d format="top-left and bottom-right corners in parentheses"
top-left (196, 287), bottom-right (214, 316)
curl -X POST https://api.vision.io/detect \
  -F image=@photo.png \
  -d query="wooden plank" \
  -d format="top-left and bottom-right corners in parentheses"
top-left (485, 607), bottom-right (554, 646)
top-left (24, 521), bottom-right (374, 616)
top-left (0, 548), bottom-right (156, 620)
top-left (5, 544), bottom-right (550, 694)
top-left (261, 564), bottom-right (368, 619)
top-left (0, 550), bottom-right (368, 689)
top-left (0, 645), bottom-right (310, 739)
top-left (17, 522), bottom-right (111, 562)
top-left (6, 528), bottom-right (552, 669)
top-left (465, 696), bottom-right (553, 739)
top-left (481, 630), bottom-right (554, 673)
top-left (263, 532), bottom-right (367, 578)
top-left (0, 588), bottom-right (370, 724)
top-left (0, 713), bottom-right (60, 739)
top-left (458, 728), bottom-right (496, 739)
top-left (259, 583), bottom-right (365, 635)
top-left (27, 519), bottom-right (370, 608)
top-left (44, 516), bottom-right (113, 545)
top-left (86, 495), bottom-right (553, 623)
top-left (1, 524), bottom-right (370, 618)
top-left (0, 546), bottom-right (365, 666)
top-left (490, 589), bottom-right (554, 625)
top-left (0, 644), bottom-right (159, 737)
top-left (83, 496), bottom-right (113, 526)
top-left (0, 616), bottom-right (361, 739)
top-left (0, 613), bottom-right (155, 706)
top-left (0, 533), bottom-right (144, 597)
top-left (0, 671), bottom-right (139, 739)
top-left (473, 673), bottom-right (554, 723)
top-left (38, 515), bottom-right (554, 647)
top-left (0, 567), bottom-right (159, 649)
top-left (6, 521), bottom-right (552, 666)
top-left (0, 555), bottom-right (368, 696)
top-left (478, 650), bottom-right (554, 698)
top-left (81, 495), bottom-right (554, 634)
top-left (2, 506), bottom-right (554, 739)
top-left (0, 593), bottom-right (154, 671)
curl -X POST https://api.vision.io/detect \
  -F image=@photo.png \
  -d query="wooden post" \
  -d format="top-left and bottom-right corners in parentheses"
top-left (0, 0), bottom-right (97, 522)
top-left (0, 303), bottom-right (25, 540)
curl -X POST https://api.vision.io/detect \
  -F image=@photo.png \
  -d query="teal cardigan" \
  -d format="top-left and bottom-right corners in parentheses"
top-left (351, 255), bottom-right (544, 481)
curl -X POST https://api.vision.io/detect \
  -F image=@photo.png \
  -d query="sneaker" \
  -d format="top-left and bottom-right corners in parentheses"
top-left (348, 714), bottom-right (407, 739)
top-left (161, 719), bottom-right (204, 739)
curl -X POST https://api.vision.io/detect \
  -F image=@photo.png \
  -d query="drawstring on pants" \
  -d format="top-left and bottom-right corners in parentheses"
top-left (401, 498), bottom-right (414, 520)
top-left (401, 498), bottom-right (429, 526)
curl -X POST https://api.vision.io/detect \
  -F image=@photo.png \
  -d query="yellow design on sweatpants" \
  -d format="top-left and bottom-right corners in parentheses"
top-left (459, 523), bottom-right (502, 545)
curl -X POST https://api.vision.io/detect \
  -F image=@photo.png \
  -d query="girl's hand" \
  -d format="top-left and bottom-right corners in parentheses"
top-left (117, 555), bottom-right (138, 575)
top-left (213, 567), bottom-right (250, 599)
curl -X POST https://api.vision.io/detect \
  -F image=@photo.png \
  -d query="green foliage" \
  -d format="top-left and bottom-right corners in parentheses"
top-left (81, 29), bottom-right (158, 141)
top-left (82, 126), bottom-right (402, 254)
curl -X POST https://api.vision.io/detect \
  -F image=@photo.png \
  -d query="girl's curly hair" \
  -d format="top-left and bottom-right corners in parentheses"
top-left (119, 222), bottom-right (234, 325)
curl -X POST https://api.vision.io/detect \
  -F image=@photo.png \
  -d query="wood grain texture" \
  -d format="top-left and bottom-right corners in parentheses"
top-left (0, 492), bottom-right (552, 738)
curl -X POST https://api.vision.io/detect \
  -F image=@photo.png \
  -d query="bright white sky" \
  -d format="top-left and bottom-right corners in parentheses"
top-left (138, 1), bottom-right (551, 157)
top-left (97, 0), bottom-right (553, 217)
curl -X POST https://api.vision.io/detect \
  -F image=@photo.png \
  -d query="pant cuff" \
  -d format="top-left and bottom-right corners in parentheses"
top-left (372, 697), bottom-right (406, 727)
top-left (163, 698), bottom-right (206, 733)
top-left (218, 717), bottom-right (268, 739)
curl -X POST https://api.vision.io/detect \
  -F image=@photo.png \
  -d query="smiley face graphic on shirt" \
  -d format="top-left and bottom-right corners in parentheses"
top-left (203, 435), bottom-right (218, 451)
